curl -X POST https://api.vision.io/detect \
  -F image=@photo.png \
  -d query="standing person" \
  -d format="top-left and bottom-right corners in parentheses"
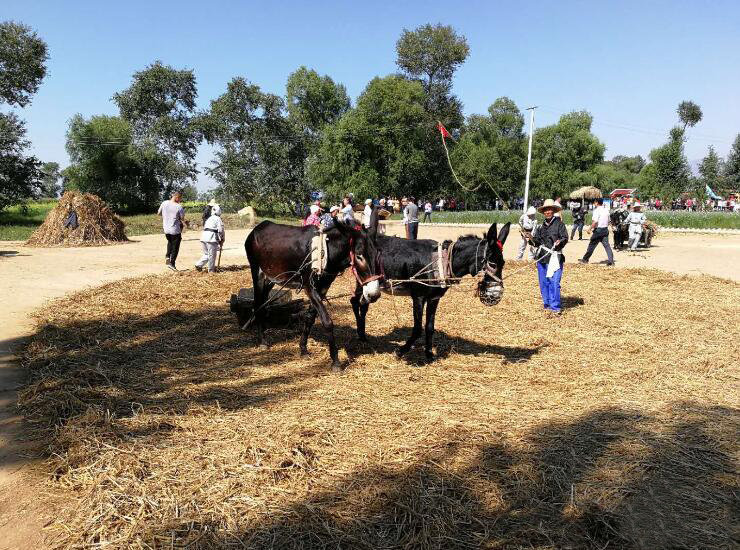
top-left (195, 205), bottom-right (225, 273)
top-left (529, 199), bottom-right (568, 314)
top-left (362, 199), bottom-right (373, 228)
top-left (341, 196), bottom-right (355, 225)
top-left (202, 198), bottom-right (218, 225)
top-left (302, 204), bottom-right (321, 227)
top-left (320, 205), bottom-right (340, 229)
top-left (438, 197), bottom-right (445, 211)
top-left (579, 198), bottom-right (614, 266)
top-left (626, 201), bottom-right (646, 250)
top-left (517, 206), bottom-right (538, 260)
top-left (571, 202), bottom-right (585, 240)
top-left (423, 200), bottom-right (433, 223)
top-left (404, 196), bottom-right (419, 239)
top-left (157, 191), bottom-right (186, 271)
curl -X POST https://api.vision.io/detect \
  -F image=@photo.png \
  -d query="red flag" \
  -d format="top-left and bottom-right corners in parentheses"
top-left (437, 122), bottom-right (452, 139)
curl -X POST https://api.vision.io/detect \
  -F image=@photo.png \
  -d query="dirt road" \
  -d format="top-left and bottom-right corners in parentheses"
top-left (1, 225), bottom-right (739, 548)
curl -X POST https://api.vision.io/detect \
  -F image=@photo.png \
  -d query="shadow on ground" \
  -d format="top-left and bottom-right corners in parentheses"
top-left (144, 402), bottom-right (738, 549)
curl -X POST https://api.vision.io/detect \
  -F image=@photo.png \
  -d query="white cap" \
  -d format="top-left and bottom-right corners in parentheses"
top-left (310, 204), bottom-right (320, 214)
top-left (330, 205), bottom-right (340, 213)
top-left (365, 199), bottom-right (372, 205)
top-left (526, 206), bottom-right (537, 216)
top-left (211, 205), bottom-right (221, 216)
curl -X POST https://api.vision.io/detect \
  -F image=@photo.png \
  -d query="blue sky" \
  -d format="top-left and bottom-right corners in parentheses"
top-left (4, 0), bottom-right (740, 190)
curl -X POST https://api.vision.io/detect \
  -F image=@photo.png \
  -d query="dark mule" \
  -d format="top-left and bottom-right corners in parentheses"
top-left (610, 210), bottom-right (629, 249)
top-left (351, 223), bottom-right (511, 361)
top-left (245, 212), bottom-right (381, 370)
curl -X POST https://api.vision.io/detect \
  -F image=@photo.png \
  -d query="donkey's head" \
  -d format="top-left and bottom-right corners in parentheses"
top-left (475, 222), bottom-right (510, 306)
top-left (334, 207), bottom-right (382, 304)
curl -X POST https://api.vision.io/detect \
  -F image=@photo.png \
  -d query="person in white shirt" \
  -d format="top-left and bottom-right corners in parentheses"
top-left (627, 202), bottom-right (646, 251)
top-left (517, 206), bottom-right (538, 260)
top-left (423, 200), bottom-right (433, 223)
top-left (341, 196), bottom-right (355, 225)
top-left (362, 199), bottom-right (373, 228)
top-left (195, 205), bottom-right (225, 273)
top-left (579, 198), bottom-right (614, 265)
top-left (157, 191), bottom-right (185, 271)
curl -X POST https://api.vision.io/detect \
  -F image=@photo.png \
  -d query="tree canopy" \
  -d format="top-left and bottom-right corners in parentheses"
top-left (677, 100), bottom-right (703, 131)
top-left (113, 61), bottom-right (202, 195)
top-left (530, 111), bottom-right (605, 199)
top-left (723, 134), bottom-right (740, 192)
top-left (0, 21), bottom-right (48, 107)
top-left (63, 114), bottom-right (159, 211)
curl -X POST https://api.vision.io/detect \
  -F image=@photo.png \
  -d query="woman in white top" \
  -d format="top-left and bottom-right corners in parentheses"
top-left (362, 199), bottom-right (373, 228)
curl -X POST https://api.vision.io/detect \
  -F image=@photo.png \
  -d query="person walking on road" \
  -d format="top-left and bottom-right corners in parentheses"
top-left (157, 191), bottom-right (186, 271)
top-left (529, 199), bottom-right (568, 314)
top-left (579, 198), bottom-right (614, 266)
top-left (517, 206), bottom-right (538, 260)
top-left (404, 196), bottom-right (419, 239)
top-left (195, 204), bottom-right (225, 273)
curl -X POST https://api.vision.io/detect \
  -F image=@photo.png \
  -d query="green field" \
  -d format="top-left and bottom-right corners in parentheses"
top-left (0, 200), bottom-right (298, 241)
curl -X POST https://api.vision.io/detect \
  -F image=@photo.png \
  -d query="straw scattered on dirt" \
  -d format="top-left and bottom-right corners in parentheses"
top-left (19, 264), bottom-right (740, 549)
top-left (25, 191), bottom-right (128, 247)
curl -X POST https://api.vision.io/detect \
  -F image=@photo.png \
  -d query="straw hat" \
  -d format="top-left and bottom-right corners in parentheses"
top-left (538, 199), bottom-right (562, 213)
top-left (208, 199), bottom-right (219, 206)
top-left (330, 205), bottom-right (340, 213)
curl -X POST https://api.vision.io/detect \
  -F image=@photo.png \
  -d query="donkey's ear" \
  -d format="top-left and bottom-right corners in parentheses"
top-left (368, 206), bottom-right (379, 239)
top-left (486, 223), bottom-right (498, 243)
top-left (497, 222), bottom-right (511, 245)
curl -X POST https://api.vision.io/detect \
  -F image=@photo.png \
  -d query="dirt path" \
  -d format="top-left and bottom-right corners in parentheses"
top-left (1, 225), bottom-right (739, 548)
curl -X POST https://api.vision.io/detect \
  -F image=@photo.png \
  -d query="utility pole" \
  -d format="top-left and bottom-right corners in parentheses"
top-left (523, 106), bottom-right (537, 212)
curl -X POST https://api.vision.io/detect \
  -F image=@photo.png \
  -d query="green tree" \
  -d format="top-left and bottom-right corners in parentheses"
top-left (530, 111), bottom-right (605, 199)
top-left (697, 145), bottom-right (723, 205)
top-left (677, 100), bottom-right (702, 131)
top-left (0, 21), bottom-right (48, 107)
top-left (608, 155), bottom-right (645, 174)
top-left (0, 21), bottom-right (47, 209)
top-left (286, 66), bottom-right (350, 138)
top-left (723, 134), bottom-right (740, 192)
top-left (201, 77), bottom-right (307, 212)
top-left (39, 161), bottom-right (61, 198)
top-left (647, 126), bottom-right (691, 200)
top-left (113, 61), bottom-right (202, 196)
top-left (449, 97), bottom-right (526, 204)
top-left (0, 112), bottom-right (41, 209)
top-left (310, 75), bottom-right (429, 200)
top-left (64, 114), bottom-right (158, 211)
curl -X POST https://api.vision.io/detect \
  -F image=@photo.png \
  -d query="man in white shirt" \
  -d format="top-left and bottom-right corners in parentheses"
top-left (579, 198), bottom-right (614, 266)
top-left (195, 205), bottom-right (225, 273)
top-left (157, 191), bottom-right (185, 271)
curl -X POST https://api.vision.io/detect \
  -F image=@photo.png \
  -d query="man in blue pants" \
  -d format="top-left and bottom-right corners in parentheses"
top-left (530, 199), bottom-right (569, 314)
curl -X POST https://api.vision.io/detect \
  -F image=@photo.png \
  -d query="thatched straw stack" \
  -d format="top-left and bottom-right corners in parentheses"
top-left (26, 191), bottom-right (128, 247)
top-left (570, 186), bottom-right (603, 200)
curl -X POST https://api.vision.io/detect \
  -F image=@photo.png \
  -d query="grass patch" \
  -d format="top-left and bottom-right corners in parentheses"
top-left (0, 200), bottom-right (57, 240)
top-left (412, 210), bottom-right (740, 229)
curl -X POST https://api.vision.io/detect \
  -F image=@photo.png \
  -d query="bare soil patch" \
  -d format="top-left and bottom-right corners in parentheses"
top-left (18, 264), bottom-right (739, 548)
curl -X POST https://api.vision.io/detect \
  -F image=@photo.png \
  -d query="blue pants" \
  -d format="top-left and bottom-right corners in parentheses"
top-left (537, 261), bottom-right (563, 312)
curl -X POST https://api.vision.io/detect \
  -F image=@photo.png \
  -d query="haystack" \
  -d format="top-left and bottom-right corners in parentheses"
top-left (569, 186), bottom-right (602, 200)
top-left (26, 191), bottom-right (128, 247)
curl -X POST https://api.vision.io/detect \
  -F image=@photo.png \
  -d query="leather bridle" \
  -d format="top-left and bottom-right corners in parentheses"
top-left (349, 237), bottom-right (384, 286)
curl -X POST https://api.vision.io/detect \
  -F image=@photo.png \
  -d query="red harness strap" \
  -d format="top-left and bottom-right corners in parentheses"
top-left (349, 237), bottom-right (383, 285)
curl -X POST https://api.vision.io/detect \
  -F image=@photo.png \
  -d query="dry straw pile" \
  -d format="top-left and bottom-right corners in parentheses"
top-left (26, 191), bottom-right (128, 247)
top-left (19, 265), bottom-right (739, 549)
